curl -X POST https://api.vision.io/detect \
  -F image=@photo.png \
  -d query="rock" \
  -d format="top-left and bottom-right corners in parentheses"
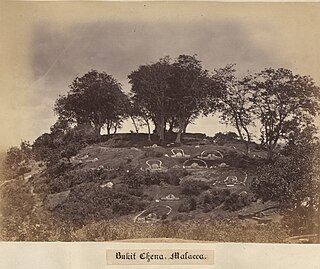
top-left (100, 182), bottom-right (114, 189)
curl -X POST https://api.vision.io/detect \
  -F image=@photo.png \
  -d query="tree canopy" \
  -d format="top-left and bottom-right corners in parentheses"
top-left (128, 54), bottom-right (211, 142)
top-left (249, 68), bottom-right (320, 159)
top-left (54, 70), bottom-right (129, 135)
top-left (210, 64), bottom-right (253, 154)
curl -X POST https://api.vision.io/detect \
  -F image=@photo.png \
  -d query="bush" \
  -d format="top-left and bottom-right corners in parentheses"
top-left (163, 169), bottom-right (188, 185)
top-left (47, 168), bottom-right (119, 193)
top-left (180, 180), bottom-right (210, 196)
top-left (251, 143), bottom-right (319, 208)
top-left (178, 197), bottom-right (197, 213)
top-left (4, 142), bottom-right (33, 180)
top-left (53, 183), bottom-right (149, 225)
top-left (199, 189), bottom-right (231, 209)
top-left (223, 193), bottom-right (250, 211)
top-left (1, 181), bottom-right (35, 219)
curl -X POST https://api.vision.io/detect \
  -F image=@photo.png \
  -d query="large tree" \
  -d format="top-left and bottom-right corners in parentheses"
top-left (54, 70), bottom-right (129, 136)
top-left (249, 68), bottom-right (320, 160)
top-left (168, 55), bottom-right (210, 143)
top-left (128, 57), bottom-right (172, 141)
top-left (128, 55), bottom-right (209, 143)
top-left (128, 96), bottom-right (153, 141)
top-left (211, 65), bottom-right (253, 154)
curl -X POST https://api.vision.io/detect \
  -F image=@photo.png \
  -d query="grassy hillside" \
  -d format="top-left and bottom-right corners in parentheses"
top-left (1, 133), bottom-right (317, 242)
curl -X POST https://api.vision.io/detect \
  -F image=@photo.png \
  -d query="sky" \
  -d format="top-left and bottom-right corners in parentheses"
top-left (1, 2), bottom-right (320, 148)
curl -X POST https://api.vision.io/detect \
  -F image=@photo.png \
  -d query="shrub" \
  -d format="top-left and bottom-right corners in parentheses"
top-left (251, 143), bottom-right (319, 208)
top-left (1, 181), bottom-right (35, 219)
top-left (223, 193), bottom-right (250, 211)
top-left (180, 180), bottom-right (210, 196)
top-left (162, 169), bottom-right (188, 185)
top-left (199, 189), bottom-right (231, 209)
top-left (178, 197), bottom-right (197, 213)
top-left (53, 183), bottom-right (149, 225)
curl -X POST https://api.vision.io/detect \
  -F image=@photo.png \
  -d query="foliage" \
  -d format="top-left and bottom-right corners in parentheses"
top-left (251, 142), bottom-right (319, 209)
top-left (212, 131), bottom-right (239, 144)
top-left (178, 197), bottom-right (197, 212)
top-left (128, 96), bottom-right (153, 140)
top-left (33, 123), bottom-right (100, 166)
top-left (128, 55), bottom-right (211, 142)
top-left (211, 65), bottom-right (253, 153)
top-left (53, 183), bottom-right (148, 225)
top-left (1, 180), bottom-right (35, 219)
top-left (249, 68), bottom-right (320, 160)
top-left (4, 141), bottom-right (33, 180)
top-left (168, 55), bottom-right (210, 143)
top-left (128, 57), bottom-right (173, 141)
top-left (180, 180), bottom-right (210, 196)
top-left (199, 189), bottom-right (231, 210)
top-left (47, 168), bottom-right (119, 193)
top-left (223, 192), bottom-right (251, 211)
top-left (54, 70), bottom-right (129, 135)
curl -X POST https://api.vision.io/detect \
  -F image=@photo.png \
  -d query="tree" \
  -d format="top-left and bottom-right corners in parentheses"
top-left (129, 55), bottom-right (210, 142)
top-left (211, 65), bottom-right (253, 154)
top-left (249, 68), bottom-right (320, 160)
top-left (4, 141), bottom-right (32, 179)
top-left (54, 70), bottom-right (129, 136)
top-left (128, 97), bottom-right (153, 141)
top-left (128, 57), bottom-right (173, 141)
top-left (169, 55), bottom-right (210, 143)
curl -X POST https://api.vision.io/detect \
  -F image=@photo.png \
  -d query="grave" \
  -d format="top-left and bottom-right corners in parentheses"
top-left (143, 144), bottom-right (158, 149)
top-left (213, 172), bottom-right (248, 187)
top-left (183, 159), bottom-right (208, 170)
top-left (134, 205), bottom-right (172, 223)
top-left (170, 148), bottom-right (190, 158)
top-left (171, 164), bottom-right (181, 169)
top-left (198, 150), bottom-right (223, 160)
top-left (146, 160), bottom-right (168, 172)
top-left (160, 194), bottom-right (180, 201)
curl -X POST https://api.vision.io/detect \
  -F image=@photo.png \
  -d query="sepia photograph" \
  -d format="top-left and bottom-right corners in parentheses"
top-left (1, 1), bottom-right (320, 245)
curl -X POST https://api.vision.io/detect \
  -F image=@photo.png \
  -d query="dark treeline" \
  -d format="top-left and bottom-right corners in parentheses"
top-left (51, 54), bottom-right (320, 159)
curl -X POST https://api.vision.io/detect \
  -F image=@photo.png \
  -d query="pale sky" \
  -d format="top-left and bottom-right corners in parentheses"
top-left (1, 2), bottom-right (320, 148)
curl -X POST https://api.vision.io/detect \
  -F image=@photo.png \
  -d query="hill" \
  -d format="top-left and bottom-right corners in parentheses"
top-left (0, 132), bottom-right (295, 242)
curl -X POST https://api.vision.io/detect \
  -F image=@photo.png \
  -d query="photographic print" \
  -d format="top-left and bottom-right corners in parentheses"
top-left (0, 2), bottom-right (320, 244)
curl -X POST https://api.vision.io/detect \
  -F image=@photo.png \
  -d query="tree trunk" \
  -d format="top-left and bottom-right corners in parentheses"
top-left (243, 127), bottom-right (251, 155)
top-left (106, 123), bottom-right (111, 135)
top-left (159, 115), bottom-right (165, 141)
top-left (94, 124), bottom-right (102, 136)
top-left (95, 112), bottom-right (103, 136)
top-left (175, 130), bottom-right (183, 144)
top-left (168, 117), bottom-right (175, 132)
top-left (266, 140), bottom-right (276, 161)
top-left (175, 118), bottom-right (186, 144)
top-left (183, 125), bottom-right (187, 134)
top-left (267, 147), bottom-right (273, 161)
top-left (130, 116), bottom-right (139, 133)
top-left (146, 122), bottom-right (151, 141)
